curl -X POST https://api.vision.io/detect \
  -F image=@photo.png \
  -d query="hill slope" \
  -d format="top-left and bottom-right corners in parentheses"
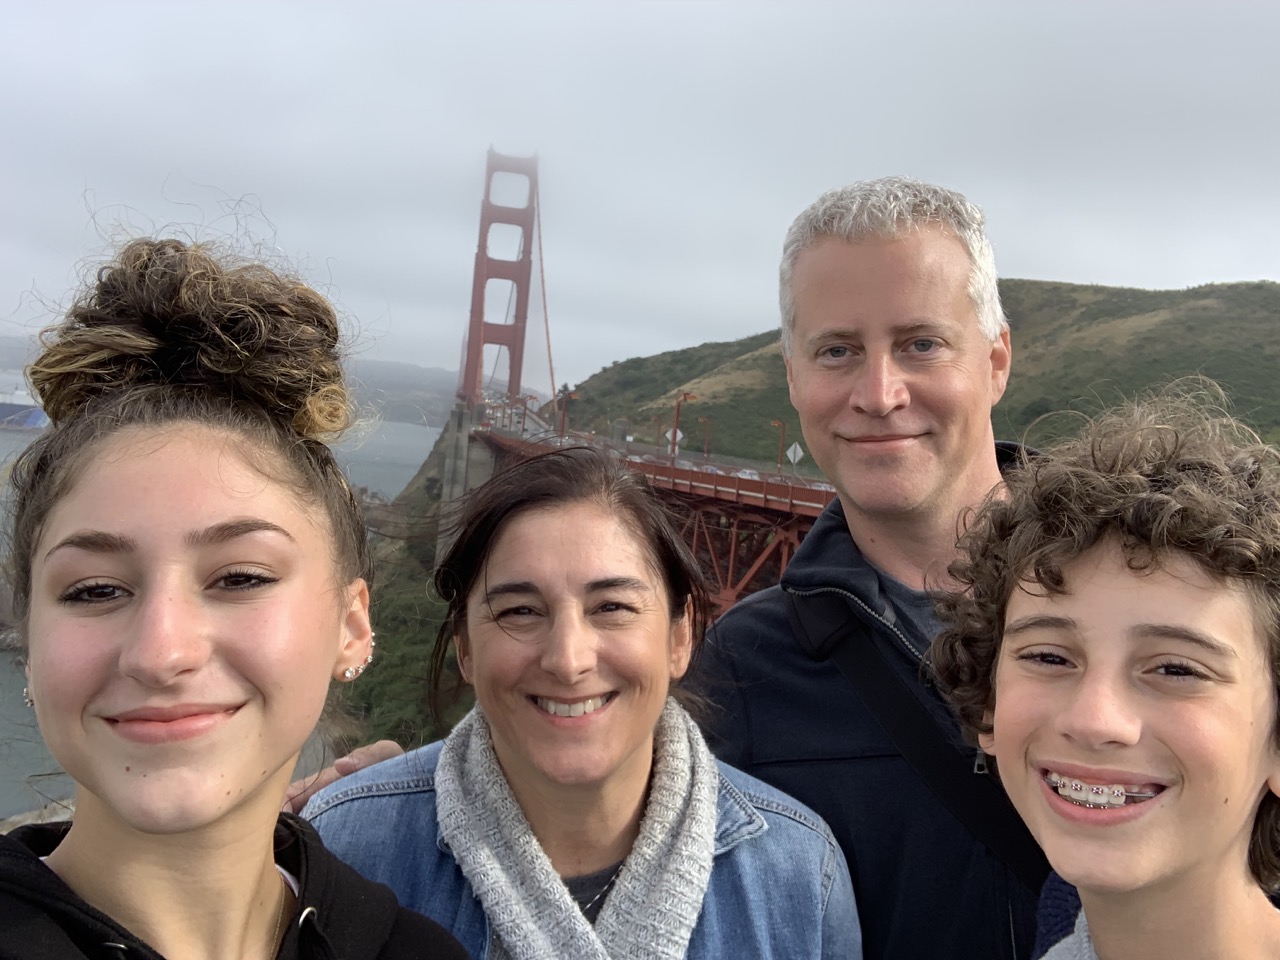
top-left (563, 278), bottom-right (1280, 459)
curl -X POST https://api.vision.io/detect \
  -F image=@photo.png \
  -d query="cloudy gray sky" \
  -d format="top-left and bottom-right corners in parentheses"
top-left (2, 0), bottom-right (1277, 394)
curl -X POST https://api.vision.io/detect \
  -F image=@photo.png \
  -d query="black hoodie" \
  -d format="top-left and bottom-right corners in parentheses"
top-left (0, 814), bottom-right (470, 960)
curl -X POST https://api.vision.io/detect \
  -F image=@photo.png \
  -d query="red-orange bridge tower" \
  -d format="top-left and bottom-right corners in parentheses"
top-left (445, 151), bottom-right (834, 614)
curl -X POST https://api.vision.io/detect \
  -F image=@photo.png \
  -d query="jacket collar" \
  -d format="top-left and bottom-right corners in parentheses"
top-left (711, 770), bottom-right (767, 856)
top-left (781, 440), bottom-right (1028, 598)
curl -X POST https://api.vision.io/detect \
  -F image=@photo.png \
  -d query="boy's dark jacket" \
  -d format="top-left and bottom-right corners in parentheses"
top-left (0, 813), bottom-right (469, 960)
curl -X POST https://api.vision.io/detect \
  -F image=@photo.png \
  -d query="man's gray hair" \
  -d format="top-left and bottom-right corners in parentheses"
top-left (779, 176), bottom-right (1008, 355)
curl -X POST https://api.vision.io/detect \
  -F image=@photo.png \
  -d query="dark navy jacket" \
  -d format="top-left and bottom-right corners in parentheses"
top-left (690, 443), bottom-right (1043, 960)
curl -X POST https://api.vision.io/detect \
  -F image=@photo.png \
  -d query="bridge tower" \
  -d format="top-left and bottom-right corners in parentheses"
top-left (457, 148), bottom-right (538, 406)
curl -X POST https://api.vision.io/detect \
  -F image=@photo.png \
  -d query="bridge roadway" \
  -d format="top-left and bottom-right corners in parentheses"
top-left (477, 428), bottom-right (837, 611)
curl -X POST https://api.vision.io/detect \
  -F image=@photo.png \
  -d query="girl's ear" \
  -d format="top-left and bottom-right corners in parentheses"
top-left (333, 578), bottom-right (373, 680)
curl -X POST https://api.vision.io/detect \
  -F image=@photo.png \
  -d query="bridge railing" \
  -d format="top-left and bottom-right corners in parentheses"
top-left (479, 427), bottom-right (835, 518)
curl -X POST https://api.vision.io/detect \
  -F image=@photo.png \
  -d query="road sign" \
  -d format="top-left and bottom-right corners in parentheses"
top-left (665, 428), bottom-right (684, 443)
top-left (786, 441), bottom-right (805, 465)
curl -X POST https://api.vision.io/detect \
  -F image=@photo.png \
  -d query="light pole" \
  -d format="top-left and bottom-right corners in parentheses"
top-left (670, 392), bottom-right (697, 459)
top-left (771, 419), bottom-right (786, 473)
top-left (697, 416), bottom-right (712, 460)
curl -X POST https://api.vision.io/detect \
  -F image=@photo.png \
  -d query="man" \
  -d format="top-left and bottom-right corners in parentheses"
top-left (691, 177), bottom-right (1044, 959)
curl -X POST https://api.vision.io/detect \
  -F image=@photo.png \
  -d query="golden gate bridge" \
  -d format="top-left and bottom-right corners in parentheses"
top-left (442, 148), bottom-right (834, 613)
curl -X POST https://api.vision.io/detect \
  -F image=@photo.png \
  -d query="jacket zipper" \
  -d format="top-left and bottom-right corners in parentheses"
top-left (788, 585), bottom-right (991, 776)
top-left (786, 585), bottom-right (927, 662)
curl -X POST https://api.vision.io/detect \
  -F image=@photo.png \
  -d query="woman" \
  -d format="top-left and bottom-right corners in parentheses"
top-left (0, 239), bottom-right (468, 960)
top-left (304, 445), bottom-right (859, 959)
top-left (931, 384), bottom-right (1280, 960)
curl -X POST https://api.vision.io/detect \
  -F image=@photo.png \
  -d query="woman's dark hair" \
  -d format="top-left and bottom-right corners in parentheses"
top-left (427, 445), bottom-right (711, 719)
top-left (932, 379), bottom-right (1280, 890)
top-left (9, 237), bottom-right (371, 634)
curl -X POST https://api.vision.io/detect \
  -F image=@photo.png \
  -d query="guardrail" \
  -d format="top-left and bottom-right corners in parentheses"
top-left (478, 429), bottom-right (836, 518)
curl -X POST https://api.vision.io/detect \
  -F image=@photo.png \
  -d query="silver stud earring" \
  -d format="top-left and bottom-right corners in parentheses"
top-left (343, 667), bottom-right (356, 681)
top-left (22, 687), bottom-right (34, 708)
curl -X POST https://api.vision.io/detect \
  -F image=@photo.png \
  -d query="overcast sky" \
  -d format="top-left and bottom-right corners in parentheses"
top-left (3, 0), bottom-right (1277, 394)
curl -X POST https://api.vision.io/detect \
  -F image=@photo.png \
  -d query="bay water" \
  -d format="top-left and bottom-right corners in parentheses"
top-left (0, 419), bottom-right (441, 818)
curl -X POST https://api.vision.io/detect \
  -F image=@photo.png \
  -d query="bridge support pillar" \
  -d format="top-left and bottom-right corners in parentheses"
top-left (458, 149), bottom-right (538, 406)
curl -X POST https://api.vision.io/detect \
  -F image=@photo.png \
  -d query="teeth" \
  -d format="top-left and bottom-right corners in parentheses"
top-left (1044, 771), bottom-right (1160, 808)
top-left (535, 695), bottom-right (608, 718)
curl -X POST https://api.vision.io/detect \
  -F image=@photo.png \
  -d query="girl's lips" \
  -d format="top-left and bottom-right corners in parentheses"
top-left (106, 705), bottom-right (241, 744)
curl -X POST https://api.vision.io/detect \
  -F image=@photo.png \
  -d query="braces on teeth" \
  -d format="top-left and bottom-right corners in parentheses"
top-left (1044, 771), bottom-right (1159, 808)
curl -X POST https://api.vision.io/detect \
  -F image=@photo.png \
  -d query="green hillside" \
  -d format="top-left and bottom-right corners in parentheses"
top-left (995, 279), bottom-right (1280, 441)
top-left (563, 278), bottom-right (1280, 458)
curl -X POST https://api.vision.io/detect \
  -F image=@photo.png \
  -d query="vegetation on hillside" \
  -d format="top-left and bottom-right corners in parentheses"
top-left (563, 278), bottom-right (1280, 458)
top-left (340, 440), bottom-right (473, 747)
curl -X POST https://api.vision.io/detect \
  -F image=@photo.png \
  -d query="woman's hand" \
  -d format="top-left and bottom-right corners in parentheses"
top-left (283, 740), bottom-right (405, 814)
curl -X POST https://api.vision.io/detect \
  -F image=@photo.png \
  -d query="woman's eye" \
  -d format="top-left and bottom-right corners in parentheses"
top-left (594, 601), bottom-right (634, 615)
top-left (59, 581), bottom-right (127, 604)
top-left (495, 605), bottom-right (539, 619)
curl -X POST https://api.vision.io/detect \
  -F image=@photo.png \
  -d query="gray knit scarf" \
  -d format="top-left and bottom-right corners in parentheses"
top-left (435, 699), bottom-right (718, 960)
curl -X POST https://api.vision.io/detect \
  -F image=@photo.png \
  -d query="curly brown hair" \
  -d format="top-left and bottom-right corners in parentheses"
top-left (931, 379), bottom-right (1280, 890)
top-left (8, 237), bottom-right (371, 627)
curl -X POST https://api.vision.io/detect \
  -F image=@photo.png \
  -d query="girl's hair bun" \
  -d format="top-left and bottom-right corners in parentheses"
top-left (30, 237), bottom-right (351, 438)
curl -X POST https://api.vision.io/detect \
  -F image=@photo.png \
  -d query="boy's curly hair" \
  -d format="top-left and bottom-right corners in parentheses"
top-left (931, 379), bottom-right (1280, 890)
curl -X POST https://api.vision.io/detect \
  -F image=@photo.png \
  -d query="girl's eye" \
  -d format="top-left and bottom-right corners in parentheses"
top-left (59, 581), bottom-right (127, 604)
top-left (217, 570), bottom-right (278, 591)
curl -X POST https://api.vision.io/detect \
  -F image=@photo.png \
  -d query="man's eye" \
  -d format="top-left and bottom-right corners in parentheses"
top-left (909, 339), bottom-right (938, 353)
top-left (821, 345), bottom-right (850, 359)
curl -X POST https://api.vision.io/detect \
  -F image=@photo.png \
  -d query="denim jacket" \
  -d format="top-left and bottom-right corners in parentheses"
top-left (304, 742), bottom-right (860, 959)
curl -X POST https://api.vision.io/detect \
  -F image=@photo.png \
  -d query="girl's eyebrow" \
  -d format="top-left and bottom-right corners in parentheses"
top-left (43, 519), bottom-right (293, 562)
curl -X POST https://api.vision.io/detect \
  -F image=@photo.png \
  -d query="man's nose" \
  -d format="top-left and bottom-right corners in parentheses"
top-left (849, 352), bottom-right (909, 417)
